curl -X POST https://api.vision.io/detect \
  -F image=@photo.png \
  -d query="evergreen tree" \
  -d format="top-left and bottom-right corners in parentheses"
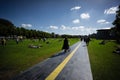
top-left (112, 5), bottom-right (120, 43)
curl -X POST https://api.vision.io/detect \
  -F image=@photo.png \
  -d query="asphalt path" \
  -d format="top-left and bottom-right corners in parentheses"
top-left (12, 41), bottom-right (93, 80)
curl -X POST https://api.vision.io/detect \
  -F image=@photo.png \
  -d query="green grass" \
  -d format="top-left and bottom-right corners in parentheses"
top-left (0, 38), bottom-right (79, 80)
top-left (88, 39), bottom-right (120, 80)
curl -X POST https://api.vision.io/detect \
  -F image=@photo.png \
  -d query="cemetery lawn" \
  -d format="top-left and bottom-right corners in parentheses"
top-left (88, 39), bottom-right (120, 80)
top-left (0, 38), bottom-right (79, 80)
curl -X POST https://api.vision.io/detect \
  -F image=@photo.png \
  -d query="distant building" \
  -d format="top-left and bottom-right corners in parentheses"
top-left (96, 29), bottom-right (111, 39)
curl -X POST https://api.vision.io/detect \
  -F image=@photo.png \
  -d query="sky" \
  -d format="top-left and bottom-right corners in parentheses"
top-left (0, 0), bottom-right (120, 35)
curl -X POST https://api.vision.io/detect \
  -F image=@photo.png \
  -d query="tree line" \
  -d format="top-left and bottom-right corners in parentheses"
top-left (0, 18), bottom-right (80, 39)
top-left (0, 18), bottom-right (54, 38)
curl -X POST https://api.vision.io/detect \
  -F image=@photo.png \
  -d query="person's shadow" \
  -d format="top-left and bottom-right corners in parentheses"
top-left (50, 52), bottom-right (65, 58)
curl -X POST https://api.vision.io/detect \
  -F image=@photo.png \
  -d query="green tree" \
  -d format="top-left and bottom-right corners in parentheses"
top-left (0, 18), bottom-right (15, 36)
top-left (0, 18), bottom-right (53, 39)
top-left (112, 5), bottom-right (120, 43)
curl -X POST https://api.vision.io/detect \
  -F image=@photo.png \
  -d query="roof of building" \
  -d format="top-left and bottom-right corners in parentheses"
top-left (97, 29), bottom-right (111, 31)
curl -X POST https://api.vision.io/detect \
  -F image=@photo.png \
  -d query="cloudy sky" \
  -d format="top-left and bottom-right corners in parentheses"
top-left (0, 0), bottom-right (120, 35)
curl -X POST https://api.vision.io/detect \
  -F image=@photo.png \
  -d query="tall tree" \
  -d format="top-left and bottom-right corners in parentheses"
top-left (112, 5), bottom-right (120, 43)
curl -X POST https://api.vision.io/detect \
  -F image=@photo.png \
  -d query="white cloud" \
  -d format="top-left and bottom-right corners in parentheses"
top-left (72, 26), bottom-right (97, 34)
top-left (60, 25), bottom-right (85, 31)
top-left (72, 19), bottom-right (80, 24)
top-left (60, 25), bottom-right (71, 30)
top-left (80, 13), bottom-right (90, 19)
top-left (102, 27), bottom-right (111, 29)
top-left (104, 6), bottom-right (118, 14)
top-left (71, 26), bottom-right (84, 30)
top-left (47, 24), bottom-right (112, 35)
top-left (97, 19), bottom-right (106, 23)
top-left (21, 24), bottom-right (32, 28)
top-left (47, 24), bottom-right (104, 35)
top-left (60, 25), bottom-right (66, 30)
top-left (97, 19), bottom-right (110, 24)
top-left (71, 6), bottom-right (81, 11)
top-left (59, 25), bottom-right (97, 35)
top-left (105, 22), bottom-right (110, 24)
top-left (49, 25), bottom-right (58, 29)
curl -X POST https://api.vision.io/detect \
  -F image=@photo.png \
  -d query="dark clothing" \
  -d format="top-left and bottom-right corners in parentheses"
top-left (62, 38), bottom-right (69, 50)
top-left (84, 37), bottom-right (90, 46)
top-left (1, 38), bottom-right (6, 46)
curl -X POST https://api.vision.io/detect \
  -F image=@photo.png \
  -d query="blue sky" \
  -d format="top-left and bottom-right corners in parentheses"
top-left (0, 0), bottom-right (120, 35)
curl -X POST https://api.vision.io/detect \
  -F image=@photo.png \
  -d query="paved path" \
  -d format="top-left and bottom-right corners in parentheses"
top-left (12, 41), bottom-right (93, 80)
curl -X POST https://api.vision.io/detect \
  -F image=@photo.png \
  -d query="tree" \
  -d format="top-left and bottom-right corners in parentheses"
top-left (0, 18), bottom-right (55, 38)
top-left (112, 5), bottom-right (120, 43)
top-left (0, 18), bottom-right (15, 36)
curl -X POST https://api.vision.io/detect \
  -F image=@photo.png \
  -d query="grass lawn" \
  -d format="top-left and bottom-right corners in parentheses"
top-left (88, 39), bottom-right (120, 80)
top-left (0, 38), bottom-right (79, 80)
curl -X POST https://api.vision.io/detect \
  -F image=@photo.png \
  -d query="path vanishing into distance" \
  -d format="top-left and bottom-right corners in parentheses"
top-left (12, 41), bottom-right (93, 80)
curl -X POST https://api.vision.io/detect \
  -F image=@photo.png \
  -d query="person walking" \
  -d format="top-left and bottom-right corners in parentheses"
top-left (62, 37), bottom-right (69, 52)
top-left (1, 38), bottom-right (6, 46)
top-left (16, 38), bottom-right (19, 44)
top-left (84, 36), bottom-right (90, 46)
